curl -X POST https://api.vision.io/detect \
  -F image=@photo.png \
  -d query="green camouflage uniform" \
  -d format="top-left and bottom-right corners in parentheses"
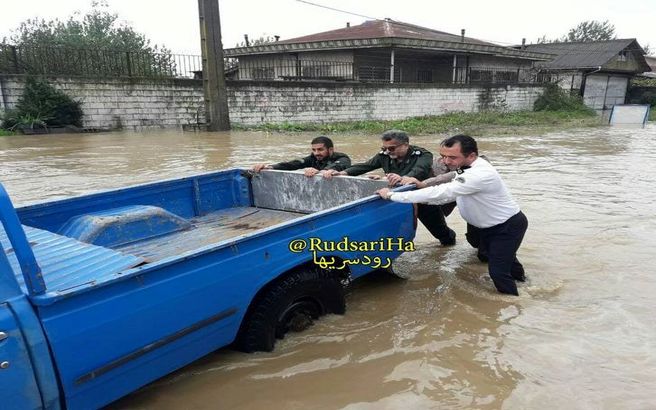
top-left (272, 152), bottom-right (351, 171)
top-left (343, 146), bottom-right (433, 179)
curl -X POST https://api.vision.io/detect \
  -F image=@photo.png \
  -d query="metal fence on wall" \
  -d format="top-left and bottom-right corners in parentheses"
top-left (0, 44), bottom-right (551, 86)
top-left (235, 59), bottom-right (550, 85)
top-left (0, 44), bottom-right (203, 79)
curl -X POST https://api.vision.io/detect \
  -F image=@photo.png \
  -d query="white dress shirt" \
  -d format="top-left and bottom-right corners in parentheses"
top-left (389, 157), bottom-right (520, 228)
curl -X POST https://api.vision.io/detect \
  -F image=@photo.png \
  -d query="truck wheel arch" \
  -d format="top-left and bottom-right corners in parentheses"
top-left (235, 261), bottom-right (348, 353)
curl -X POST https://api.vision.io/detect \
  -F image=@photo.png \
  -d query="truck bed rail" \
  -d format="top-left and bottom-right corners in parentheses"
top-left (0, 183), bottom-right (45, 295)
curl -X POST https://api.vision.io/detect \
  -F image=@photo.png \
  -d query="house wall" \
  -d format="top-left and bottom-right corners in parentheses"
top-left (296, 50), bottom-right (354, 63)
top-left (551, 71), bottom-right (584, 92)
top-left (468, 56), bottom-right (533, 69)
top-left (546, 71), bottom-right (630, 109)
top-left (0, 75), bottom-right (545, 129)
top-left (583, 74), bottom-right (629, 110)
top-left (604, 50), bottom-right (647, 72)
top-left (545, 70), bottom-right (584, 92)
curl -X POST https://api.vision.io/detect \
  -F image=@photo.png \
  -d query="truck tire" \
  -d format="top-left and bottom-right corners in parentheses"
top-left (236, 267), bottom-right (345, 353)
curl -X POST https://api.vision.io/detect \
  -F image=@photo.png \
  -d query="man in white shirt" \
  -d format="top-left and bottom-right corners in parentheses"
top-left (376, 135), bottom-right (528, 295)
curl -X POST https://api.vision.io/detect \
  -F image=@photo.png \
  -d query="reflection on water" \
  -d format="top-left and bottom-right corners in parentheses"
top-left (2, 124), bottom-right (656, 409)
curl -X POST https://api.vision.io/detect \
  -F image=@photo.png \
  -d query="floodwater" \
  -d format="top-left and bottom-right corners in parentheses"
top-left (2, 124), bottom-right (656, 409)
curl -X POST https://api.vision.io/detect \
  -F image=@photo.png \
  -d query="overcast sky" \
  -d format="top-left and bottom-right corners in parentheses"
top-left (2, 0), bottom-right (654, 55)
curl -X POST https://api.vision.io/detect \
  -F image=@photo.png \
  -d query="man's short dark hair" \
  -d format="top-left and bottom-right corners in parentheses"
top-left (381, 129), bottom-right (409, 144)
top-left (311, 136), bottom-right (334, 148)
top-left (441, 134), bottom-right (478, 156)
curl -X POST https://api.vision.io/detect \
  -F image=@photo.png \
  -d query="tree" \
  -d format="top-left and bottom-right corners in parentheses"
top-left (564, 20), bottom-right (616, 42)
top-left (536, 35), bottom-right (554, 44)
top-left (1, 1), bottom-right (176, 77)
top-left (537, 20), bottom-right (616, 43)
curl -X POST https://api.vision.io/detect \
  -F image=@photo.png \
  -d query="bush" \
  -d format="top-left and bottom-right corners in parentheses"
top-left (1, 77), bottom-right (83, 130)
top-left (627, 82), bottom-right (656, 107)
top-left (534, 83), bottom-right (594, 113)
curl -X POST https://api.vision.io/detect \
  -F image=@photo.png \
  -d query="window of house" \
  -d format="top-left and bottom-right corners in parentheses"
top-left (618, 51), bottom-right (627, 62)
top-left (495, 71), bottom-right (519, 83)
top-left (417, 69), bottom-right (433, 83)
top-left (251, 67), bottom-right (275, 80)
top-left (301, 65), bottom-right (331, 78)
top-left (469, 69), bottom-right (493, 83)
top-left (357, 66), bottom-right (401, 82)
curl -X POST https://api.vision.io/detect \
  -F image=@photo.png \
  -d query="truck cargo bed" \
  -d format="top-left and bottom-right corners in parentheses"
top-left (1, 225), bottom-right (143, 297)
top-left (116, 207), bottom-right (303, 262)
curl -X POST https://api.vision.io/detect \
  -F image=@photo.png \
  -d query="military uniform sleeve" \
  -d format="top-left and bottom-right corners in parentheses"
top-left (421, 171), bottom-right (456, 187)
top-left (271, 155), bottom-right (312, 170)
top-left (325, 153), bottom-right (351, 171)
top-left (344, 154), bottom-right (382, 176)
top-left (404, 150), bottom-right (434, 180)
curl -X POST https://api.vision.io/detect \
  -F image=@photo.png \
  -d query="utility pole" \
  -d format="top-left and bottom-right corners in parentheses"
top-left (198, 0), bottom-right (230, 130)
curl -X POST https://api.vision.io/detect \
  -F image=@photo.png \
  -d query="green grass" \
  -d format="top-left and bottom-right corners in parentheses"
top-left (235, 110), bottom-right (601, 135)
top-left (650, 108), bottom-right (656, 122)
top-left (0, 129), bottom-right (16, 136)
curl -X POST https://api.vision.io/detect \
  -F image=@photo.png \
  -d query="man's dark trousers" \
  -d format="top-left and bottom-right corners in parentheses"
top-left (478, 211), bottom-right (528, 295)
top-left (416, 204), bottom-right (456, 245)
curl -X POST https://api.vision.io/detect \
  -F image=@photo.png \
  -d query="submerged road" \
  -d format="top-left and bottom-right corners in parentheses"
top-left (2, 124), bottom-right (655, 409)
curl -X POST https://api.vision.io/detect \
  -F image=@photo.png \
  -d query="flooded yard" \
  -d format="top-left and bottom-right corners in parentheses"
top-left (2, 124), bottom-right (655, 409)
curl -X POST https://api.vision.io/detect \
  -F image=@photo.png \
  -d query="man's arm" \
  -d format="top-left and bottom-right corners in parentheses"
top-left (324, 153), bottom-right (352, 171)
top-left (342, 154), bottom-right (382, 176)
top-left (271, 156), bottom-right (312, 171)
top-left (399, 171), bottom-right (456, 188)
top-left (419, 171), bottom-right (457, 187)
top-left (378, 172), bottom-right (484, 205)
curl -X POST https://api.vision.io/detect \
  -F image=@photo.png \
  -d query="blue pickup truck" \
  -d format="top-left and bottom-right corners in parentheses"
top-left (0, 169), bottom-right (416, 409)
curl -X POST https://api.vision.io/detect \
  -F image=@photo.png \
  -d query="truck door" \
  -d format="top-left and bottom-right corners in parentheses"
top-left (0, 303), bottom-right (43, 410)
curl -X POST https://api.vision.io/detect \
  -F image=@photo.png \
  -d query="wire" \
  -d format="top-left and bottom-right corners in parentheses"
top-left (295, 0), bottom-right (378, 21)
top-left (292, 0), bottom-right (647, 56)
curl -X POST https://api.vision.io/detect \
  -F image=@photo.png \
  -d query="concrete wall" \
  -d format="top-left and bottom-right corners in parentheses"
top-left (0, 75), bottom-right (545, 129)
top-left (228, 81), bottom-right (544, 125)
top-left (0, 75), bottom-right (204, 130)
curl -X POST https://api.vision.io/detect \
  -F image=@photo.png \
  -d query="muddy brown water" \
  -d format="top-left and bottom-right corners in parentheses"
top-left (2, 125), bottom-right (655, 409)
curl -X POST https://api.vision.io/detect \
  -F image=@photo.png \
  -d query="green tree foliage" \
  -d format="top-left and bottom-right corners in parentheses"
top-left (1, 78), bottom-right (83, 130)
top-left (628, 78), bottom-right (656, 107)
top-left (564, 20), bottom-right (616, 42)
top-left (5, 1), bottom-right (168, 53)
top-left (537, 20), bottom-right (616, 43)
top-left (2, 1), bottom-right (175, 77)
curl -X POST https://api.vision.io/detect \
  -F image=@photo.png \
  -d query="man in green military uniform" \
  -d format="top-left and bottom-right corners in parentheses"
top-left (252, 136), bottom-right (351, 177)
top-left (327, 129), bottom-right (456, 246)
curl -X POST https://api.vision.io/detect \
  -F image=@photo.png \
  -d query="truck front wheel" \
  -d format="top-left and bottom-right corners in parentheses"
top-left (237, 268), bottom-right (345, 353)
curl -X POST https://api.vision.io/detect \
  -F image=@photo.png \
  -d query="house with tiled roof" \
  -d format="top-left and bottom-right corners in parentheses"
top-left (523, 39), bottom-right (650, 109)
top-left (224, 19), bottom-right (552, 85)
